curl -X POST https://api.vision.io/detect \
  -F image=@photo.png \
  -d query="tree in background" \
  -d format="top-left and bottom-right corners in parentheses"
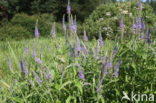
top-left (0, 0), bottom-right (117, 22)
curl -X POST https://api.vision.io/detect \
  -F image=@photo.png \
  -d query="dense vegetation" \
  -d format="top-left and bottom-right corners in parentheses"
top-left (0, 0), bottom-right (156, 102)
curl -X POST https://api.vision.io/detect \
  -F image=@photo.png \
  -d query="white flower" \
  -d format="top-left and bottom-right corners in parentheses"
top-left (106, 12), bottom-right (111, 16)
top-left (122, 10), bottom-right (128, 14)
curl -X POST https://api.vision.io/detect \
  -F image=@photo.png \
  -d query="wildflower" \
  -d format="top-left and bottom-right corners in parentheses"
top-left (47, 43), bottom-right (50, 51)
top-left (114, 60), bottom-right (122, 77)
top-left (75, 37), bottom-right (81, 56)
top-left (154, 28), bottom-right (156, 31)
top-left (96, 40), bottom-right (100, 56)
top-left (99, 31), bottom-right (103, 46)
top-left (46, 67), bottom-right (53, 80)
top-left (7, 55), bottom-right (12, 71)
top-left (25, 42), bottom-right (29, 55)
top-left (146, 28), bottom-right (151, 44)
top-left (34, 57), bottom-right (42, 65)
top-left (23, 58), bottom-right (28, 76)
top-left (65, 32), bottom-right (68, 45)
top-left (106, 12), bottom-right (111, 16)
top-left (138, 0), bottom-right (142, 10)
top-left (112, 45), bottom-right (117, 55)
top-left (20, 56), bottom-right (24, 74)
top-left (79, 68), bottom-right (85, 81)
top-left (102, 56), bottom-right (106, 64)
top-left (51, 23), bottom-right (56, 39)
top-left (67, 0), bottom-right (71, 15)
top-left (32, 41), bottom-right (36, 58)
top-left (41, 44), bottom-right (44, 56)
top-left (33, 71), bottom-right (42, 84)
top-left (70, 44), bottom-right (74, 57)
top-left (120, 16), bottom-right (124, 37)
top-left (97, 76), bottom-right (104, 93)
top-left (83, 30), bottom-right (88, 42)
top-left (28, 80), bottom-right (34, 86)
top-left (35, 21), bottom-right (39, 39)
top-left (15, 79), bottom-right (18, 85)
top-left (63, 15), bottom-right (67, 31)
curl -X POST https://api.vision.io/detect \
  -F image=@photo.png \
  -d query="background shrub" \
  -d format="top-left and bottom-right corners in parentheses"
top-left (0, 13), bottom-right (64, 41)
top-left (83, 2), bottom-right (156, 39)
top-left (0, 24), bottom-right (31, 41)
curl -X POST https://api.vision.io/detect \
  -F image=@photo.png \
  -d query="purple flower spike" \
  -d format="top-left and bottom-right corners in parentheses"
top-left (102, 56), bottom-right (106, 64)
top-left (70, 44), bottom-right (74, 57)
top-left (33, 71), bottom-right (42, 84)
top-left (75, 37), bottom-right (81, 56)
top-left (7, 55), bottom-right (12, 71)
top-left (25, 42), bottom-right (29, 55)
top-left (65, 32), bottom-right (68, 45)
top-left (63, 15), bottom-right (66, 31)
top-left (23, 58), bottom-right (28, 76)
top-left (83, 30), bottom-right (88, 42)
top-left (41, 44), bottom-right (44, 56)
top-left (28, 80), bottom-right (34, 87)
top-left (67, 0), bottom-right (71, 15)
top-left (120, 16), bottom-right (124, 29)
top-left (32, 41), bottom-right (36, 58)
top-left (114, 60), bottom-right (122, 77)
top-left (146, 28), bottom-right (151, 44)
top-left (97, 76), bottom-right (104, 93)
top-left (35, 21), bottom-right (39, 39)
top-left (51, 23), bottom-right (56, 39)
top-left (79, 69), bottom-right (85, 81)
top-left (99, 31), bottom-right (103, 46)
top-left (96, 40), bottom-right (100, 56)
top-left (113, 45), bottom-right (117, 55)
top-left (154, 28), bottom-right (156, 31)
top-left (46, 67), bottom-right (53, 80)
top-left (34, 57), bottom-right (42, 65)
top-left (20, 56), bottom-right (24, 73)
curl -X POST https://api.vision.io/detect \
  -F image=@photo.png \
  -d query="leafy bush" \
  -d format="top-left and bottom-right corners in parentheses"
top-left (83, 2), bottom-right (156, 39)
top-left (0, 23), bottom-right (31, 41)
top-left (0, 13), bottom-right (64, 40)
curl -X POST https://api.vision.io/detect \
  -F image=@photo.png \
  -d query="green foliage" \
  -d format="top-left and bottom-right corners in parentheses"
top-left (0, 23), bottom-right (31, 41)
top-left (83, 2), bottom-right (156, 39)
top-left (0, 13), bottom-right (63, 41)
top-left (0, 35), bottom-right (156, 102)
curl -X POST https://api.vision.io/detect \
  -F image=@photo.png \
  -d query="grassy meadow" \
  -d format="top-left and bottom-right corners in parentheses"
top-left (0, 0), bottom-right (156, 103)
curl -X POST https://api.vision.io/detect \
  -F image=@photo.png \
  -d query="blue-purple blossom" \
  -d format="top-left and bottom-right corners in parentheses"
top-left (20, 56), bottom-right (24, 73)
top-left (63, 15), bottom-right (67, 31)
top-left (96, 40), bottom-right (100, 56)
top-left (79, 68), bottom-right (85, 81)
top-left (132, 18), bottom-right (137, 29)
top-left (102, 56), bottom-right (106, 64)
top-left (25, 42), bottom-right (29, 55)
top-left (34, 57), bottom-right (42, 65)
top-left (75, 37), bottom-right (81, 56)
top-left (154, 28), bottom-right (156, 31)
top-left (113, 45), bottom-right (117, 55)
top-left (28, 80), bottom-right (34, 86)
top-left (67, 0), bottom-right (71, 15)
top-left (35, 21), bottom-right (39, 39)
top-left (65, 32), bottom-right (68, 45)
top-left (97, 76), bottom-right (104, 93)
top-left (46, 67), bottom-right (53, 80)
top-left (23, 58), bottom-right (28, 76)
top-left (41, 44), bottom-right (44, 56)
top-left (32, 41), bottom-right (36, 58)
top-left (120, 16), bottom-right (124, 29)
top-left (99, 31), bottom-right (103, 46)
top-left (51, 23), bottom-right (56, 39)
top-left (15, 79), bottom-right (18, 85)
top-left (47, 43), bottom-right (50, 51)
top-left (138, 1), bottom-right (142, 10)
top-left (146, 28), bottom-right (151, 44)
top-left (83, 30), bottom-right (88, 42)
top-left (7, 55), bottom-right (12, 71)
top-left (70, 44), bottom-right (74, 57)
top-left (33, 71), bottom-right (42, 84)
top-left (114, 60), bottom-right (122, 77)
